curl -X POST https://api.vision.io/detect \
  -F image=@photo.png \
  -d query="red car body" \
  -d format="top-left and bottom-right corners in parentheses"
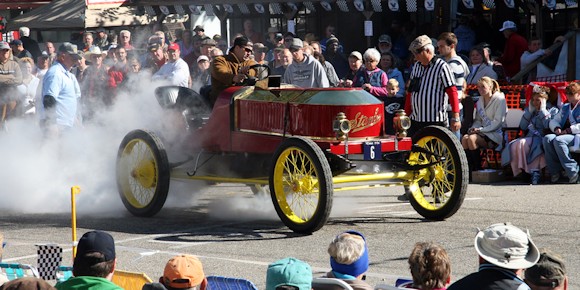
top-left (184, 86), bottom-right (412, 157)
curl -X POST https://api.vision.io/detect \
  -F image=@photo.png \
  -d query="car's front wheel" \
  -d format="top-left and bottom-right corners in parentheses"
top-left (269, 137), bottom-right (333, 234)
top-left (116, 129), bottom-right (170, 217)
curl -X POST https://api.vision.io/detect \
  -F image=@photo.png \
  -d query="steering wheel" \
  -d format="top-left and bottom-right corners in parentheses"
top-left (242, 64), bottom-right (271, 86)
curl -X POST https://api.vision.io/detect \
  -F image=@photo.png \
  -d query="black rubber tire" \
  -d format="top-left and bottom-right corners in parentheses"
top-left (407, 126), bottom-right (468, 220)
top-left (116, 129), bottom-right (170, 217)
top-left (269, 137), bottom-right (333, 234)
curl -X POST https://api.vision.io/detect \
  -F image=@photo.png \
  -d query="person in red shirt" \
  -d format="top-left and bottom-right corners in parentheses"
top-left (497, 21), bottom-right (528, 80)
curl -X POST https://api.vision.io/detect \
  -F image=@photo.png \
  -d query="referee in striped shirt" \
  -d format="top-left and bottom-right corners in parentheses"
top-left (404, 35), bottom-right (460, 137)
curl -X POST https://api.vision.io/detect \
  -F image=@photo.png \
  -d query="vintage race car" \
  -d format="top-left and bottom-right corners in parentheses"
top-left (116, 67), bottom-right (468, 233)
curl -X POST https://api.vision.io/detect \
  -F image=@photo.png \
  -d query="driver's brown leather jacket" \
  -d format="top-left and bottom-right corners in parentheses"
top-left (209, 52), bottom-right (255, 105)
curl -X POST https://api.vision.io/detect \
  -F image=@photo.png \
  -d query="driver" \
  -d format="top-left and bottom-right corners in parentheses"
top-left (209, 36), bottom-right (256, 106)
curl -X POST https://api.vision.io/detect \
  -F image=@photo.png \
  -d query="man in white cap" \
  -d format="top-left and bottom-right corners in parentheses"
top-left (283, 38), bottom-right (329, 88)
top-left (447, 222), bottom-right (540, 290)
top-left (496, 20), bottom-right (528, 79)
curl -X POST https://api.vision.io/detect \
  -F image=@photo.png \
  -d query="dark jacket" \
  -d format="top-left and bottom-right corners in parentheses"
top-left (447, 264), bottom-right (531, 290)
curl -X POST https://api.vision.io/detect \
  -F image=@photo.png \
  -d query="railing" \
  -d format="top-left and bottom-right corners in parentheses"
top-left (511, 30), bottom-right (578, 83)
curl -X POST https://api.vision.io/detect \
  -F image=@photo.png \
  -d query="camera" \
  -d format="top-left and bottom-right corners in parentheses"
top-left (409, 78), bottom-right (422, 93)
top-left (275, 33), bottom-right (283, 42)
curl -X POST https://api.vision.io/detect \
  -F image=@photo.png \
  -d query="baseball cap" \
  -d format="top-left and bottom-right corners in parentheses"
top-left (0, 41), bottom-right (10, 50)
top-left (193, 25), bottom-right (204, 32)
top-left (148, 43), bottom-right (160, 52)
top-left (326, 35), bottom-right (339, 46)
top-left (9, 39), bottom-right (22, 46)
top-left (378, 34), bottom-right (392, 44)
top-left (39, 51), bottom-right (49, 58)
top-left (58, 42), bottom-right (82, 60)
top-left (499, 20), bottom-right (517, 32)
top-left (75, 231), bottom-right (116, 262)
top-left (525, 249), bottom-right (567, 288)
top-left (162, 255), bottom-right (205, 289)
top-left (408, 35), bottom-right (431, 53)
top-left (96, 27), bottom-right (106, 33)
top-left (289, 38), bottom-right (303, 50)
top-left (197, 55), bottom-right (209, 62)
top-left (349, 51), bottom-right (362, 60)
top-left (168, 42), bottom-right (180, 51)
top-left (474, 223), bottom-right (540, 270)
top-left (266, 257), bottom-right (312, 290)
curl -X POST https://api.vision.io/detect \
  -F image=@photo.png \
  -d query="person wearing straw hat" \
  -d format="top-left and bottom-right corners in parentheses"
top-left (80, 46), bottom-right (109, 120)
top-left (447, 222), bottom-right (540, 290)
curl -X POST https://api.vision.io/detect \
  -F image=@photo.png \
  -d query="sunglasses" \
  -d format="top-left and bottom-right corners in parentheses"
top-left (244, 47), bottom-right (253, 53)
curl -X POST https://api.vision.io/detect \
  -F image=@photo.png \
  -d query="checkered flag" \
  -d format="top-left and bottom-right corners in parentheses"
top-left (406, 0), bottom-right (417, 12)
top-left (36, 244), bottom-right (63, 280)
top-left (482, 0), bottom-right (495, 9)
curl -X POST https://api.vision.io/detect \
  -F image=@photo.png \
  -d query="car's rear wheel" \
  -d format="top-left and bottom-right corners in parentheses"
top-left (407, 126), bottom-right (468, 220)
top-left (117, 129), bottom-right (170, 217)
top-left (269, 137), bottom-right (333, 234)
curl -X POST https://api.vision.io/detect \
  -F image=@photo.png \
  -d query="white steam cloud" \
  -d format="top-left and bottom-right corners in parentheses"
top-left (0, 77), bottom-right (189, 216)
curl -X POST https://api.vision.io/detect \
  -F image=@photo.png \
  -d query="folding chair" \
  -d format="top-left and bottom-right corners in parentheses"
top-left (0, 263), bottom-right (40, 281)
top-left (374, 285), bottom-right (407, 290)
top-left (503, 109), bottom-right (524, 144)
top-left (56, 266), bottom-right (73, 283)
top-left (312, 277), bottom-right (354, 290)
top-left (206, 275), bottom-right (258, 290)
top-left (111, 270), bottom-right (153, 290)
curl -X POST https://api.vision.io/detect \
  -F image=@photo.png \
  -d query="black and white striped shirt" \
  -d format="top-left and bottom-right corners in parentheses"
top-left (409, 58), bottom-right (455, 122)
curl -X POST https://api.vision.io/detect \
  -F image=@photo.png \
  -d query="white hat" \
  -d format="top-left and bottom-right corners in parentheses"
top-left (197, 55), bottom-right (209, 62)
top-left (85, 46), bottom-right (106, 58)
top-left (499, 21), bottom-right (517, 32)
top-left (474, 223), bottom-right (540, 270)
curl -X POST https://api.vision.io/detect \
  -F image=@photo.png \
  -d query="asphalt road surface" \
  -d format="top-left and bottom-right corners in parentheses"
top-left (1, 181), bottom-right (579, 289)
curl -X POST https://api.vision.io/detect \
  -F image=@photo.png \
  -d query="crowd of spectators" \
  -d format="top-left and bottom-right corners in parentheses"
top-left (0, 18), bottom-right (578, 180)
top-left (0, 224), bottom-right (571, 290)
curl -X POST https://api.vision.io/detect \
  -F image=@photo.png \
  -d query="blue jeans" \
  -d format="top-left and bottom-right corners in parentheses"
top-left (542, 134), bottom-right (579, 178)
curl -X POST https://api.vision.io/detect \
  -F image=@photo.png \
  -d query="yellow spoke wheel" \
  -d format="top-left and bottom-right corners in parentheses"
top-left (270, 137), bottom-right (333, 233)
top-left (407, 126), bottom-right (468, 220)
top-left (116, 130), bottom-right (170, 217)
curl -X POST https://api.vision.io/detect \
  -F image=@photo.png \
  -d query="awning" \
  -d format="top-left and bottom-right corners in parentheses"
top-left (0, 0), bottom-right (51, 10)
top-left (6, 0), bottom-right (153, 30)
top-left (134, 0), bottom-right (387, 16)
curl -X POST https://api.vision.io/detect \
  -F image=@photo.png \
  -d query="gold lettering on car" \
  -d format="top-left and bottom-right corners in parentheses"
top-left (349, 108), bottom-right (382, 133)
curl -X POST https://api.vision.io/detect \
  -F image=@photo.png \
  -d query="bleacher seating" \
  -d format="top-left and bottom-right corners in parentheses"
top-left (206, 275), bottom-right (258, 290)
top-left (312, 277), bottom-right (354, 290)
